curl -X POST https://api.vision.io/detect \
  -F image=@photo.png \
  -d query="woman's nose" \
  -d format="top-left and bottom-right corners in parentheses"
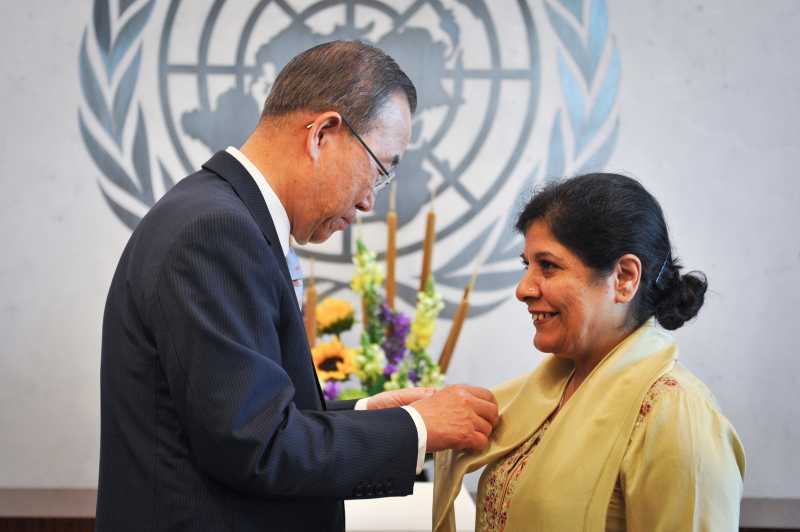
top-left (516, 274), bottom-right (540, 302)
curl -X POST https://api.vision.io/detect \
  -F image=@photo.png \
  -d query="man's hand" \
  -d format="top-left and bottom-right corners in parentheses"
top-left (411, 385), bottom-right (499, 453)
top-left (366, 387), bottom-right (436, 410)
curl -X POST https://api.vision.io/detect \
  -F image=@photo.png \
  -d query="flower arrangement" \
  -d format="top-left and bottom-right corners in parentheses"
top-left (310, 239), bottom-right (446, 400)
top-left (308, 188), bottom-right (474, 401)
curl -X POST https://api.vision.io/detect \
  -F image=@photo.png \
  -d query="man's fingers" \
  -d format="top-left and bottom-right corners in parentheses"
top-left (372, 387), bottom-right (438, 409)
top-left (414, 384), bottom-right (501, 452)
top-left (456, 385), bottom-right (497, 404)
top-left (471, 412), bottom-right (493, 437)
top-left (465, 431), bottom-right (489, 452)
top-left (467, 395), bottom-right (500, 427)
top-left (402, 387), bottom-right (435, 401)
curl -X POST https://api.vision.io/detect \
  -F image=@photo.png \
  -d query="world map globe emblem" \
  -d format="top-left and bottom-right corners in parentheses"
top-left (79, 0), bottom-right (620, 315)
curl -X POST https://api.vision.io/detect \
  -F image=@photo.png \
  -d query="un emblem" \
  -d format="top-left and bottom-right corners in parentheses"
top-left (78, 0), bottom-right (621, 318)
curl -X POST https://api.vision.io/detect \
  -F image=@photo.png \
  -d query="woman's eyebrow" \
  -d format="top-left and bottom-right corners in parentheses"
top-left (533, 251), bottom-right (562, 261)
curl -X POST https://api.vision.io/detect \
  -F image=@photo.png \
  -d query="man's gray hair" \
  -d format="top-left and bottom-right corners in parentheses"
top-left (262, 40), bottom-right (417, 134)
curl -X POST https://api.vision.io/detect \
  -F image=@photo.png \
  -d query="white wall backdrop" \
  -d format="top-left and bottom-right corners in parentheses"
top-left (1, 0), bottom-right (798, 500)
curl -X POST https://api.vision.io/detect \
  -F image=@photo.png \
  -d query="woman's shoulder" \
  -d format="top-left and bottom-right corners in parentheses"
top-left (623, 362), bottom-right (746, 497)
top-left (636, 363), bottom-right (721, 427)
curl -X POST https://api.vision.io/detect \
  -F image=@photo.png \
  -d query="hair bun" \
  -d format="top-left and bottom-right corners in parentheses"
top-left (654, 268), bottom-right (708, 330)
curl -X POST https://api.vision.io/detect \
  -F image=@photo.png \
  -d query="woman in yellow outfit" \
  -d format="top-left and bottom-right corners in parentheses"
top-left (434, 173), bottom-right (745, 532)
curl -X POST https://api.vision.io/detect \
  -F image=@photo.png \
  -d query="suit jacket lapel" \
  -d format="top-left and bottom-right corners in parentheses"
top-left (202, 151), bottom-right (293, 288)
top-left (202, 151), bottom-right (327, 409)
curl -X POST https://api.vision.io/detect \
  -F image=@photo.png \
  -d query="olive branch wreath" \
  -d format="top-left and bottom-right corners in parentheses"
top-left (78, 0), bottom-right (171, 231)
top-left (77, 0), bottom-right (620, 319)
top-left (428, 0), bottom-right (622, 318)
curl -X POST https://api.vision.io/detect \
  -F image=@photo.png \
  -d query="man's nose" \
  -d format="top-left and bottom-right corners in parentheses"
top-left (356, 188), bottom-right (375, 212)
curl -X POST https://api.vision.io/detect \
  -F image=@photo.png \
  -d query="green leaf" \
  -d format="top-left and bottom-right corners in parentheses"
top-left (338, 389), bottom-right (369, 401)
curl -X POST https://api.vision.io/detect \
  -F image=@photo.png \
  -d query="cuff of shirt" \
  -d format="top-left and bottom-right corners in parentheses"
top-left (401, 405), bottom-right (427, 475)
top-left (354, 399), bottom-right (427, 475)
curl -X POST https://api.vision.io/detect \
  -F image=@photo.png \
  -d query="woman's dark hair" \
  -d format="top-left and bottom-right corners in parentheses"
top-left (515, 173), bottom-right (707, 330)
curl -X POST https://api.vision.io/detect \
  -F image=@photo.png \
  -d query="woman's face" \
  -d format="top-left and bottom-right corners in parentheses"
top-left (515, 220), bottom-right (629, 362)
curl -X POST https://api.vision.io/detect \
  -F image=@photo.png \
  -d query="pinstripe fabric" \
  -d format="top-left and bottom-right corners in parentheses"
top-left (96, 151), bottom-right (419, 532)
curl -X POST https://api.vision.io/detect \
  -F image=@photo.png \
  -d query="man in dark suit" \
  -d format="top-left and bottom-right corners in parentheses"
top-left (96, 41), bottom-right (499, 531)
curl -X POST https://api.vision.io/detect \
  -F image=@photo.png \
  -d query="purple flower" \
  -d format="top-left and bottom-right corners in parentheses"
top-left (383, 363), bottom-right (398, 378)
top-left (408, 369), bottom-right (418, 385)
top-left (380, 305), bottom-right (411, 365)
top-left (323, 380), bottom-right (340, 401)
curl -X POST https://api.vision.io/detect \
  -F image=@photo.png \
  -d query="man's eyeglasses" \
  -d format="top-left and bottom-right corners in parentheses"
top-left (306, 117), bottom-right (395, 193)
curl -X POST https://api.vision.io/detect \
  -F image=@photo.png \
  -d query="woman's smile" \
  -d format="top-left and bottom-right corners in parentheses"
top-left (530, 310), bottom-right (559, 326)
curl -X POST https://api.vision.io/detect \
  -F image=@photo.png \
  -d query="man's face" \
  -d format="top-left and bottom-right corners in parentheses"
top-left (302, 92), bottom-right (412, 244)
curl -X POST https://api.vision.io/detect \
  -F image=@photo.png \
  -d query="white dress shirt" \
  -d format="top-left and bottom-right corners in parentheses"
top-left (225, 146), bottom-right (427, 474)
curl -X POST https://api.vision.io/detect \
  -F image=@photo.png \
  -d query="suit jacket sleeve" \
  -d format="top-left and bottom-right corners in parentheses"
top-left (149, 211), bottom-right (418, 499)
top-left (327, 399), bottom-right (359, 411)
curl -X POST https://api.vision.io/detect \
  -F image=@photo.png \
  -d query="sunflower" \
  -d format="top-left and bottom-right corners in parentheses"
top-left (315, 298), bottom-right (355, 336)
top-left (311, 338), bottom-right (356, 381)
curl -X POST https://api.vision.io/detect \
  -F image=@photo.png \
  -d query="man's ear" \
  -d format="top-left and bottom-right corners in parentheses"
top-left (614, 254), bottom-right (642, 304)
top-left (305, 112), bottom-right (343, 161)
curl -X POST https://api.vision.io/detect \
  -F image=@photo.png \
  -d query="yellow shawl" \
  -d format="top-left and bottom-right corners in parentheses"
top-left (433, 321), bottom-right (682, 531)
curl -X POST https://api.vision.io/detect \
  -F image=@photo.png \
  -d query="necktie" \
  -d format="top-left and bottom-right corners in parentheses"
top-left (286, 247), bottom-right (304, 311)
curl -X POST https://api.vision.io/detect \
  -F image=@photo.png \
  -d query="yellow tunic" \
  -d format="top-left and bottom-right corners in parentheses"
top-left (434, 321), bottom-right (745, 532)
top-left (476, 372), bottom-right (712, 531)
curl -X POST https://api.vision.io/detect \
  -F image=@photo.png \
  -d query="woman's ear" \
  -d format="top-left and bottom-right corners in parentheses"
top-left (614, 254), bottom-right (642, 304)
top-left (305, 112), bottom-right (343, 161)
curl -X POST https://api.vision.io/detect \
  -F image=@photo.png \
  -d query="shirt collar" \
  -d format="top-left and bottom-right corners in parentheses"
top-left (225, 146), bottom-right (291, 257)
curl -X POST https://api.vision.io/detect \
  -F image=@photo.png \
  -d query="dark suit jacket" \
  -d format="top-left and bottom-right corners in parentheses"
top-left (95, 151), bottom-right (418, 532)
